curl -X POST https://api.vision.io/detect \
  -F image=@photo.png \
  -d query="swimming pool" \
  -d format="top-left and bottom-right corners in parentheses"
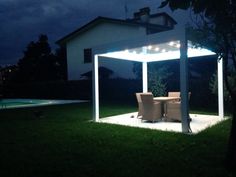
top-left (0, 99), bottom-right (87, 109)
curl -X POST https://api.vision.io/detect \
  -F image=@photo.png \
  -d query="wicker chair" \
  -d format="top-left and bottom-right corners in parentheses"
top-left (140, 93), bottom-right (162, 122)
top-left (168, 92), bottom-right (181, 102)
top-left (165, 101), bottom-right (181, 122)
top-left (165, 92), bottom-right (191, 122)
top-left (136, 92), bottom-right (153, 118)
top-left (135, 93), bottom-right (143, 118)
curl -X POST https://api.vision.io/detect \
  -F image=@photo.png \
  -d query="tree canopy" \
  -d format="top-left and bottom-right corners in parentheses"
top-left (160, 0), bottom-right (236, 100)
top-left (160, 0), bottom-right (236, 168)
top-left (17, 34), bottom-right (66, 82)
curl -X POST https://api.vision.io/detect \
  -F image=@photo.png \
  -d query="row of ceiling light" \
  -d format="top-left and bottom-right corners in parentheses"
top-left (124, 41), bottom-right (181, 54)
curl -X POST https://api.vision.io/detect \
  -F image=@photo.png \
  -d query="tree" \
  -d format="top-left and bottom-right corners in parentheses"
top-left (17, 34), bottom-right (66, 82)
top-left (209, 69), bottom-right (236, 105)
top-left (148, 65), bottom-right (172, 97)
top-left (55, 46), bottom-right (67, 80)
top-left (133, 62), bottom-right (172, 96)
top-left (159, 0), bottom-right (236, 168)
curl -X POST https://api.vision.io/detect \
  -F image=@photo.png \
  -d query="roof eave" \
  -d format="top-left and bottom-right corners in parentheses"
top-left (56, 17), bottom-right (147, 45)
top-left (56, 14), bottom-right (177, 46)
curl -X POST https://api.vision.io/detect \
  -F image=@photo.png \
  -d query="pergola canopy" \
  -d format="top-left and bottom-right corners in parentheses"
top-left (99, 40), bottom-right (215, 62)
top-left (92, 26), bottom-right (224, 133)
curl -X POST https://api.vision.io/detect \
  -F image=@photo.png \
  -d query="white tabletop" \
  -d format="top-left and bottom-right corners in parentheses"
top-left (154, 97), bottom-right (180, 101)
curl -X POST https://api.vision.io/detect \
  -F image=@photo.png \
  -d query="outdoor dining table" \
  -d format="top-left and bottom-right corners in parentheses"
top-left (153, 97), bottom-right (180, 117)
top-left (154, 96), bottom-right (180, 102)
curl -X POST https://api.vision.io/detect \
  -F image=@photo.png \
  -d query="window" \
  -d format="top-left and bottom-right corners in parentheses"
top-left (84, 48), bottom-right (92, 63)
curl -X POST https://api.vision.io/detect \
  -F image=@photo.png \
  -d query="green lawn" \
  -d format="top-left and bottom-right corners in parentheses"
top-left (0, 103), bottom-right (234, 177)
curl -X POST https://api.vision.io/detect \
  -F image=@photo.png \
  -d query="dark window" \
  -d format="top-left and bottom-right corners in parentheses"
top-left (84, 48), bottom-right (92, 63)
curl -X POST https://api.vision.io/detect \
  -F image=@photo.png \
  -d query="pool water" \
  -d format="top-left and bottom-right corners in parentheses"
top-left (0, 99), bottom-right (86, 109)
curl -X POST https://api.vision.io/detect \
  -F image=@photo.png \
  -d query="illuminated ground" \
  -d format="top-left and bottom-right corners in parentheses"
top-left (99, 112), bottom-right (226, 134)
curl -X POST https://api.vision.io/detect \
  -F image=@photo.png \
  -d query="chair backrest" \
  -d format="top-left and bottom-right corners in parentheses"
top-left (179, 92), bottom-right (191, 100)
top-left (140, 93), bottom-right (154, 109)
top-left (136, 92), bottom-right (152, 101)
top-left (168, 92), bottom-right (180, 97)
top-left (168, 92), bottom-right (191, 99)
top-left (188, 92), bottom-right (191, 100)
top-left (135, 93), bottom-right (142, 103)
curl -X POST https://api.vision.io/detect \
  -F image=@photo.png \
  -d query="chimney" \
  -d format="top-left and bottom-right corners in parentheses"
top-left (140, 7), bottom-right (150, 15)
top-left (133, 7), bottom-right (150, 23)
top-left (133, 12), bottom-right (141, 20)
top-left (139, 7), bottom-right (150, 23)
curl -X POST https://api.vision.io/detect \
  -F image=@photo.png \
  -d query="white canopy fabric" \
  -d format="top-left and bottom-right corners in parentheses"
top-left (99, 41), bottom-right (215, 62)
top-left (92, 27), bottom-right (224, 133)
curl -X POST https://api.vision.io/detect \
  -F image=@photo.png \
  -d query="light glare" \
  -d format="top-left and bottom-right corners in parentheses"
top-left (169, 41), bottom-right (174, 46)
top-left (155, 47), bottom-right (160, 51)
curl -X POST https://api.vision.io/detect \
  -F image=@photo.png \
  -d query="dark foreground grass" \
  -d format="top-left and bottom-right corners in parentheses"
top-left (0, 103), bottom-right (235, 177)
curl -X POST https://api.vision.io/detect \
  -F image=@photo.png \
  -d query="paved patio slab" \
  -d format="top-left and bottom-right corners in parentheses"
top-left (99, 112), bottom-right (226, 134)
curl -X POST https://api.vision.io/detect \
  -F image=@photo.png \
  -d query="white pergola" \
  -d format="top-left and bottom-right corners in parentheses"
top-left (92, 27), bottom-right (224, 133)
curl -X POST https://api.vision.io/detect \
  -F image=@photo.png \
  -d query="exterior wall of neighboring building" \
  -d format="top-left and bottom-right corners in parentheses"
top-left (149, 16), bottom-right (165, 26)
top-left (149, 16), bottom-right (174, 28)
top-left (66, 22), bottom-right (146, 80)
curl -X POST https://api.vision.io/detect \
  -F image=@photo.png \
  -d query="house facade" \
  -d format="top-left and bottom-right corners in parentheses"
top-left (57, 7), bottom-right (177, 80)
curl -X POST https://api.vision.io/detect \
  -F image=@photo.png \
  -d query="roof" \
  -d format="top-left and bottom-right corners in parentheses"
top-left (150, 12), bottom-right (177, 25)
top-left (56, 13), bottom-right (176, 45)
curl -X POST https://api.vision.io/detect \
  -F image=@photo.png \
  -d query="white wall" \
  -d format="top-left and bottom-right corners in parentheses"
top-left (149, 16), bottom-right (164, 26)
top-left (66, 22), bottom-right (146, 80)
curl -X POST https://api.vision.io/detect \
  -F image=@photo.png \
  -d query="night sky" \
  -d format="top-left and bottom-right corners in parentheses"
top-left (0, 0), bottom-right (188, 66)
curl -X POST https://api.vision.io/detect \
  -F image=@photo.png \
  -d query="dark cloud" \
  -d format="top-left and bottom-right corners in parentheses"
top-left (0, 0), bottom-right (188, 66)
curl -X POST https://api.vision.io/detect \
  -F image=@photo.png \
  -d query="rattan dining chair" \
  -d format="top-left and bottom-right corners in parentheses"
top-left (165, 92), bottom-right (191, 122)
top-left (140, 93), bottom-right (162, 122)
top-left (168, 92), bottom-right (181, 102)
top-left (165, 101), bottom-right (181, 122)
top-left (135, 93), bottom-right (143, 118)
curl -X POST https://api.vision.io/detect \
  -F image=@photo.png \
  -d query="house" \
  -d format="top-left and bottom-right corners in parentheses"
top-left (0, 65), bottom-right (18, 85)
top-left (57, 7), bottom-right (177, 80)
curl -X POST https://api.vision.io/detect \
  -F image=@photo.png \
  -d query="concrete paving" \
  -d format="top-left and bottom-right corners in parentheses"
top-left (99, 112), bottom-right (226, 134)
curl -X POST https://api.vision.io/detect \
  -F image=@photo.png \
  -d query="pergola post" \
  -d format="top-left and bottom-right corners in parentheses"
top-left (142, 46), bottom-right (148, 93)
top-left (180, 30), bottom-right (191, 133)
top-left (93, 54), bottom-right (99, 122)
top-left (142, 62), bottom-right (148, 93)
top-left (217, 56), bottom-right (224, 119)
